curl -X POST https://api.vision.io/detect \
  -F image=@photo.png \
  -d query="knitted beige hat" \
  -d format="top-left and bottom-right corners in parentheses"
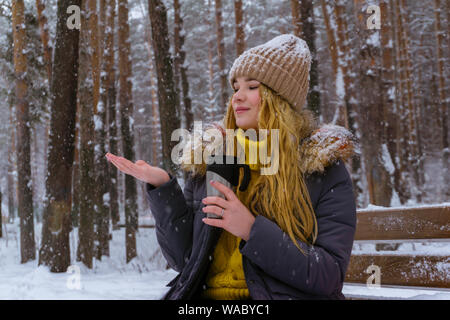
top-left (229, 34), bottom-right (311, 112)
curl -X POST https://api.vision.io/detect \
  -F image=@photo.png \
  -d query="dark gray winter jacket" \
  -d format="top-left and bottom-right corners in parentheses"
top-left (146, 124), bottom-right (357, 300)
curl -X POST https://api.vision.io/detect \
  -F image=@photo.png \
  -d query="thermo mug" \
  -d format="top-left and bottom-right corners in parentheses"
top-left (205, 155), bottom-right (251, 219)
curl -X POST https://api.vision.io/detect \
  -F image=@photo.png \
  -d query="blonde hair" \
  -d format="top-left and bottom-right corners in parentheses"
top-left (224, 84), bottom-right (318, 253)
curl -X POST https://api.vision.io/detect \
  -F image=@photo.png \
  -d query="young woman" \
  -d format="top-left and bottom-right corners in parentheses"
top-left (106, 34), bottom-right (358, 300)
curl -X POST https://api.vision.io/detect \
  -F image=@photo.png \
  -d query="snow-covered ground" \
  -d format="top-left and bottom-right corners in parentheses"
top-left (1, 204), bottom-right (449, 300)
top-left (0, 218), bottom-right (176, 300)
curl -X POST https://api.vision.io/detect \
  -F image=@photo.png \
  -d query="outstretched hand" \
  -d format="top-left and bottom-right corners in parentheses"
top-left (105, 153), bottom-right (170, 188)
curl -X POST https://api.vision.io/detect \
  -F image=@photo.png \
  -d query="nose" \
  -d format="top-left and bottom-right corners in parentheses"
top-left (232, 88), bottom-right (245, 103)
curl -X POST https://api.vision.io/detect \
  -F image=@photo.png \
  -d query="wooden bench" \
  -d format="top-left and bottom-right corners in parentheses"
top-left (343, 204), bottom-right (450, 299)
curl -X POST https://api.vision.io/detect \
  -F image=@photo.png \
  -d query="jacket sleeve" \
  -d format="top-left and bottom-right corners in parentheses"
top-left (239, 160), bottom-right (356, 296)
top-left (146, 174), bottom-right (195, 273)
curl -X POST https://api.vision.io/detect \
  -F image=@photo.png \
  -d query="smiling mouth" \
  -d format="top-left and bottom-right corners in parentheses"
top-left (235, 108), bottom-right (249, 114)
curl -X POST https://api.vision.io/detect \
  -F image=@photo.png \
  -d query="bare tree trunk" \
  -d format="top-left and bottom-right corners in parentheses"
top-left (234, 0), bottom-right (246, 56)
top-left (321, 0), bottom-right (338, 78)
top-left (8, 102), bottom-right (16, 223)
top-left (172, 0), bottom-right (182, 127)
top-left (291, 0), bottom-right (321, 117)
top-left (105, 0), bottom-right (120, 230)
top-left (39, 0), bottom-right (81, 272)
top-left (321, 0), bottom-right (347, 126)
top-left (35, 0), bottom-right (52, 84)
top-left (353, 0), bottom-right (392, 207)
top-left (391, 0), bottom-right (410, 202)
top-left (290, 0), bottom-right (302, 38)
top-left (215, 0), bottom-right (228, 115)
top-left (13, 0), bottom-right (35, 264)
top-left (146, 32), bottom-right (161, 167)
top-left (300, 0), bottom-right (320, 116)
top-left (148, 0), bottom-right (181, 176)
top-left (379, 0), bottom-right (398, 202)
top-left (207, 0), bottom-right (215, 121)
top-left (174, 0), bottom-right (193, 131)
top-left (398, 0), bottom-right (422, 201)
top-left (72, 124), bottom-right (80, 228)
top-left (137, 0), bottom-right (161, 167)
top-left (119, 0), bottom-right (138, 263)
top-left (77, 0), bottom-right (98, 269)
top-left (433, 0), bottom-right (449, 198)
top-left (95, 0), bottom-right (111, 259)
top-left (334, 0), bottom-right (351, 129)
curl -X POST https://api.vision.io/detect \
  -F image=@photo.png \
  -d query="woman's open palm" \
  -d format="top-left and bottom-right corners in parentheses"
top-left (105, 153), bottom-right (170, 187)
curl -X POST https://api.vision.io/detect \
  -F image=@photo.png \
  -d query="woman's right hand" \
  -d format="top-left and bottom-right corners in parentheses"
top-left (105, 153), bottom-right (170, 188)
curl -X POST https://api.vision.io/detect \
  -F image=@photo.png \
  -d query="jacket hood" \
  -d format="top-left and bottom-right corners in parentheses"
top-left (177, 122), bottom-right (359, 177)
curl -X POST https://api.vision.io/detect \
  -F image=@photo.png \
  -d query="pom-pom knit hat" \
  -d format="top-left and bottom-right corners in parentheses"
top-left (228, 34), bottom-right (311, 112)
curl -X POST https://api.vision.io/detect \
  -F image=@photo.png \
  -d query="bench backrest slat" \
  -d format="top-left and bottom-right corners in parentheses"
top-left (345, 254), bottom-right (450, 288)
top-left (354, 206), bottom-right (450, 241)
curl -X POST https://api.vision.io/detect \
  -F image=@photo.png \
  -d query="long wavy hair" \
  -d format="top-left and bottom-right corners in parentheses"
top-left (224, 83), bottom-right (319, 253)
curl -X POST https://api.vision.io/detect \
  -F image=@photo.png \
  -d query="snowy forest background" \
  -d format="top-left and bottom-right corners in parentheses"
top-left (0, 0), bottom-right (448, 299)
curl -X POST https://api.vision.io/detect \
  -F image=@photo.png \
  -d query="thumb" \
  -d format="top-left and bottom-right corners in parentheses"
top-left (135, 160), bottom-right (146, 166)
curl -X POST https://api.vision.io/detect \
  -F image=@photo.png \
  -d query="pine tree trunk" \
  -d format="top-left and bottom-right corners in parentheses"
top-left (174, 0), bottom-right (193, 132)
top-left (433, 0), bottom-right (449, 198)
top-left (77, 0), bottom-right (97, 269)
top-left (95, 0), bottom-right (111, 259)
top-left (207, 0), bottom-right (215, 121)
top-left (398, 0), bottom-right (422, 201)
top-left (391, 0), bottom-right (410, 202)
top-left (119, 0), bottom-right (138, 263)
top-left (105, 0), bottom-right (120, 230)
top-left (8, 103), bottom-right (16, 223)
top-left (321, 0), bottom-right (338, 78)
top-left (172, 0), bottom-right (182, 127)
top-left (35, 0), bottom-right (52, 84)
top-left (234, 0), bottom-right (246, 56)
top-left (72, 129), bottom-right (80, 228)
top-left (215, 0), bottom-right (228, 114)
top-left (13, 0), bottom-right (36, 264)
top-left (290, 0), bottom-right (302, 38)
top-left (145, 30), bottom-right (160, 167)
top-left (379, 0), bottom-right (398, 200)
top-left (299, 0), bottom-right (320, 116)
top-left (353, 0), bottom-right (392, 207)
top-left (321, 0), bottom-right (346, 126)
top-left (334, 0), bottom-right (350, 129)
top-left (39, 0), bottom-right (81, 272)
top-left (137, 0), bottom-right (161, 167)
top-left (147, 0), bottom-right (181, 176)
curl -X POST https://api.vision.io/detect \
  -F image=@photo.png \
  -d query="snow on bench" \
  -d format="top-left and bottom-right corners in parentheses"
top-left (343, 204), bottom-right (450, 300)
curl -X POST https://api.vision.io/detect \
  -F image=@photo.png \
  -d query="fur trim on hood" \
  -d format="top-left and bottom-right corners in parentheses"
top-left (177, 122), bottom-right (359, 177)
top-left (298, 124), bottom-right (359, 175)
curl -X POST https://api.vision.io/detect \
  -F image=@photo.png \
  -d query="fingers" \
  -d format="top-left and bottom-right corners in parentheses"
top-left (202, 205), bottom-right (223, 217)
top-left (202, 196), bottom-right (228, 209)
top-left (209, 180), bottom-right (236, 201)
top-left (202, 217), bottom-right (224, 229)
top-left (106, 153), bottom-right (134, 175)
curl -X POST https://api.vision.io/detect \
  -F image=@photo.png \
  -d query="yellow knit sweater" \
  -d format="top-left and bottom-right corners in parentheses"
top-left (201, 129), bottom-right (265, 300)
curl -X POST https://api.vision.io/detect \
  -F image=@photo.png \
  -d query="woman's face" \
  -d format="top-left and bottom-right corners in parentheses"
top-left (232, 77), bottom-right (261, 130)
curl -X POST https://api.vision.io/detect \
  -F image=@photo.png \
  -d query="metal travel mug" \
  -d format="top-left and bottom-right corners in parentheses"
top-left (205, 155), bottom-right (251, 219)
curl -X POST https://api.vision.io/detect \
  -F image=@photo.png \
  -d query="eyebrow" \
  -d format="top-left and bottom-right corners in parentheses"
top-left (233, 78), bottom-right (259, 85)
